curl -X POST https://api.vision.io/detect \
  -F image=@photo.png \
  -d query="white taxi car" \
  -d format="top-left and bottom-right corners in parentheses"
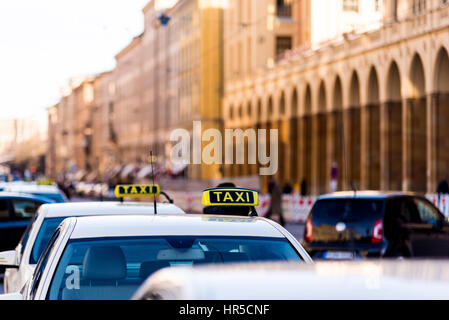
top-left (0, 184), bottom-right (184, 294)
top-left (133, 260), bottom-right (449, 300)
top-left (17, 212), bottom-right (311, 300)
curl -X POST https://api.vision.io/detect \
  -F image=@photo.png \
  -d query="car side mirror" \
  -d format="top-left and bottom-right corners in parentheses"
top-left (0, 293), bottom-right (23, 300)
top-left (0, 250), bottom-right (18, 268)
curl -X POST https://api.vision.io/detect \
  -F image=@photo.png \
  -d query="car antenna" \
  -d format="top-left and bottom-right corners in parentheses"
top-left (150, 150), bottom-right (157, 214)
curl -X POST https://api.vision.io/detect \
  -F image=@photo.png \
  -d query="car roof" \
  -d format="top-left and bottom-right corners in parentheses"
top-left (68, 214), bottom-right (284, 239)
top-left (5, 184), bottom-right (61, 194)
top-left (317, 190), bottom-right (419, 200)
top-left (134, 260), bottom-right (449, 300)
top-left (40, 201), bottom-right (185, 218)
top-left (0, 191), bottom-right (54, 202)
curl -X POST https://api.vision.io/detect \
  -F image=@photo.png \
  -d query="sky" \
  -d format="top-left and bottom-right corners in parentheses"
top-left (0, 0), bottom-right (153, 125)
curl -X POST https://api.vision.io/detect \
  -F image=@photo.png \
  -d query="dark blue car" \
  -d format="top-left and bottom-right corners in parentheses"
top-left (0, 192), bottom-right (54, 253)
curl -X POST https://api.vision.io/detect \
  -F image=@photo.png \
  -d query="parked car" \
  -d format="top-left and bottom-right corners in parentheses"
top-left (0, 192), bottom-right (54, 257)
top-left (302, 191), bottom-right (449, 259)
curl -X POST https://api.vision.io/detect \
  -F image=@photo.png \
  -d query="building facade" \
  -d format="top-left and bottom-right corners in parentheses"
top-left (224, 0), bottom-right (449, 195)
top-left (47, 0), bottom-right (225, 183)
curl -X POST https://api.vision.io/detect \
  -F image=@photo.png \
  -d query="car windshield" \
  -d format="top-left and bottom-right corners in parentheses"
top-left (47, 236), bottom-right (301, 300)
top-left (312, 198), bottom-right (384, 224)
top-left (30, 217), bottom-right (65, 264)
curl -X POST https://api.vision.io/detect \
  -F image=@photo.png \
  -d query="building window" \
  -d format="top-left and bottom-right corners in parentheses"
top-left (276, 0), bottom-right (292, 18)
top-left (412, 0), bottom-right (427, 14)
top-left (343, 0), bottom-right (359, 12)
top-left (276, 36), bottom-right (292, 58)
top-left (392, 0), bottom-right (398, 21)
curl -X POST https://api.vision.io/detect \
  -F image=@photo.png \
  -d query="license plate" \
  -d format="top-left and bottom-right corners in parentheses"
top-left (322, 251), bottom-right (355, 260)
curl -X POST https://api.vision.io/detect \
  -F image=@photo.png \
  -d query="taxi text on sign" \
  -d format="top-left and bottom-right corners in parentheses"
top-left (114, 185), bottom-right (161, 198)
top-left (202, 188), bottom-right (259, 206)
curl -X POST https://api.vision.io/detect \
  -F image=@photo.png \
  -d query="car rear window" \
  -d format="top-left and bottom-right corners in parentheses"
top-left (311, 198), bottom-right (384, 224)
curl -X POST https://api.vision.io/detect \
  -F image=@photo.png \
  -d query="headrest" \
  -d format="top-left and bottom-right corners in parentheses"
top-left (139, 261), bottom-right (170, 279)
top-left (83, 246), bottom-right (126, 280)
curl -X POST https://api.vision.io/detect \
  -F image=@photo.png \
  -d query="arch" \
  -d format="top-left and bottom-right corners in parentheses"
top-left (407, 52), bottom-right (427, 192)
top-left (290, 88), bottom-right (299, 185)
top-left (387, 61), bottom-right (402, 101)
top-left (349, 71), bottom-right (361, 107)
top-left (433, 47), bottom-right (449, 186)
top-left (434, 47), bottom-right (449, 93)
top-left (229, 104), bottom-right (234, 120)
top-left (280, 91), bottom-right (286, 116)
top-left (408, 53), bottom-right (425, 99)
top-left (347, 71), bottom-right (362, 189)
top-left (317, 81), bottom-right (327, 113)
top-left (238, 104), bottom-right (243, 119)
top-left (331, 76), bottom-right (344, 190)
top-left (316, 80), bottom-right (327, 194)
top-left (385, 60), bottom-right (403, 190)
top-left (291, 88), bottom-right (298, 116)
top-left (247, 101), bottom-right (252, 118)
top-left (257, 99), bottom-right (262, 121)
top-left (333, 76), bottom-right (343, 110)
top-left (366, 66), bottom-right (381, 189)
top-left (301, 83), bottom-right (313, 194)
top-left (254, 98), bottom-right (263, 176)
top-left (267, 96), bottom-right (273, 116)
top-left (304, 84), bottom-right (312, 115)
top-left (276, 91), bottom-right (288, 182)
top-left (367, 66), bottom-right (380, 105)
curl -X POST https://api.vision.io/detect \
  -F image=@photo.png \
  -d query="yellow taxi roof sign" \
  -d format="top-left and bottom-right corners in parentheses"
top-left (36, 179), bottom-right (54, 186)
top-left (202, 187), bottom-right (259, 206)
top-left (114, 185), bottom-right (160, 198)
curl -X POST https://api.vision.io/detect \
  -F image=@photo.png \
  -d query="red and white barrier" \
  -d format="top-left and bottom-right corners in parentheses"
top-left (168, 192), bottom-right (449, 221)
top-left (427, 194), bottom-right (449, 218)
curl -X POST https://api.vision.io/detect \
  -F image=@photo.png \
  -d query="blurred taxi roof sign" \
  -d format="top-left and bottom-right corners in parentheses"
top-left (114, 185), bottom-right (161, 198)
top-left (36, 179), bottom-right (54, 186)
top-left (202, 187), bottom-right (259, 206)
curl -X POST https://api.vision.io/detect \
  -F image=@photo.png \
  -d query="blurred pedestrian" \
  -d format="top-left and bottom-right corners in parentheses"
top-left (330, 161), bottom-right (338, 193)
top-left (266, 177), bottom-right (285, 226)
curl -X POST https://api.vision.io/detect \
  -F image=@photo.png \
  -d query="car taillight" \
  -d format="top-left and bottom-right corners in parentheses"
top-left (305, 218), bottom-right (313, 242)
top-left (371, 219), bottom-right (383, 244)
